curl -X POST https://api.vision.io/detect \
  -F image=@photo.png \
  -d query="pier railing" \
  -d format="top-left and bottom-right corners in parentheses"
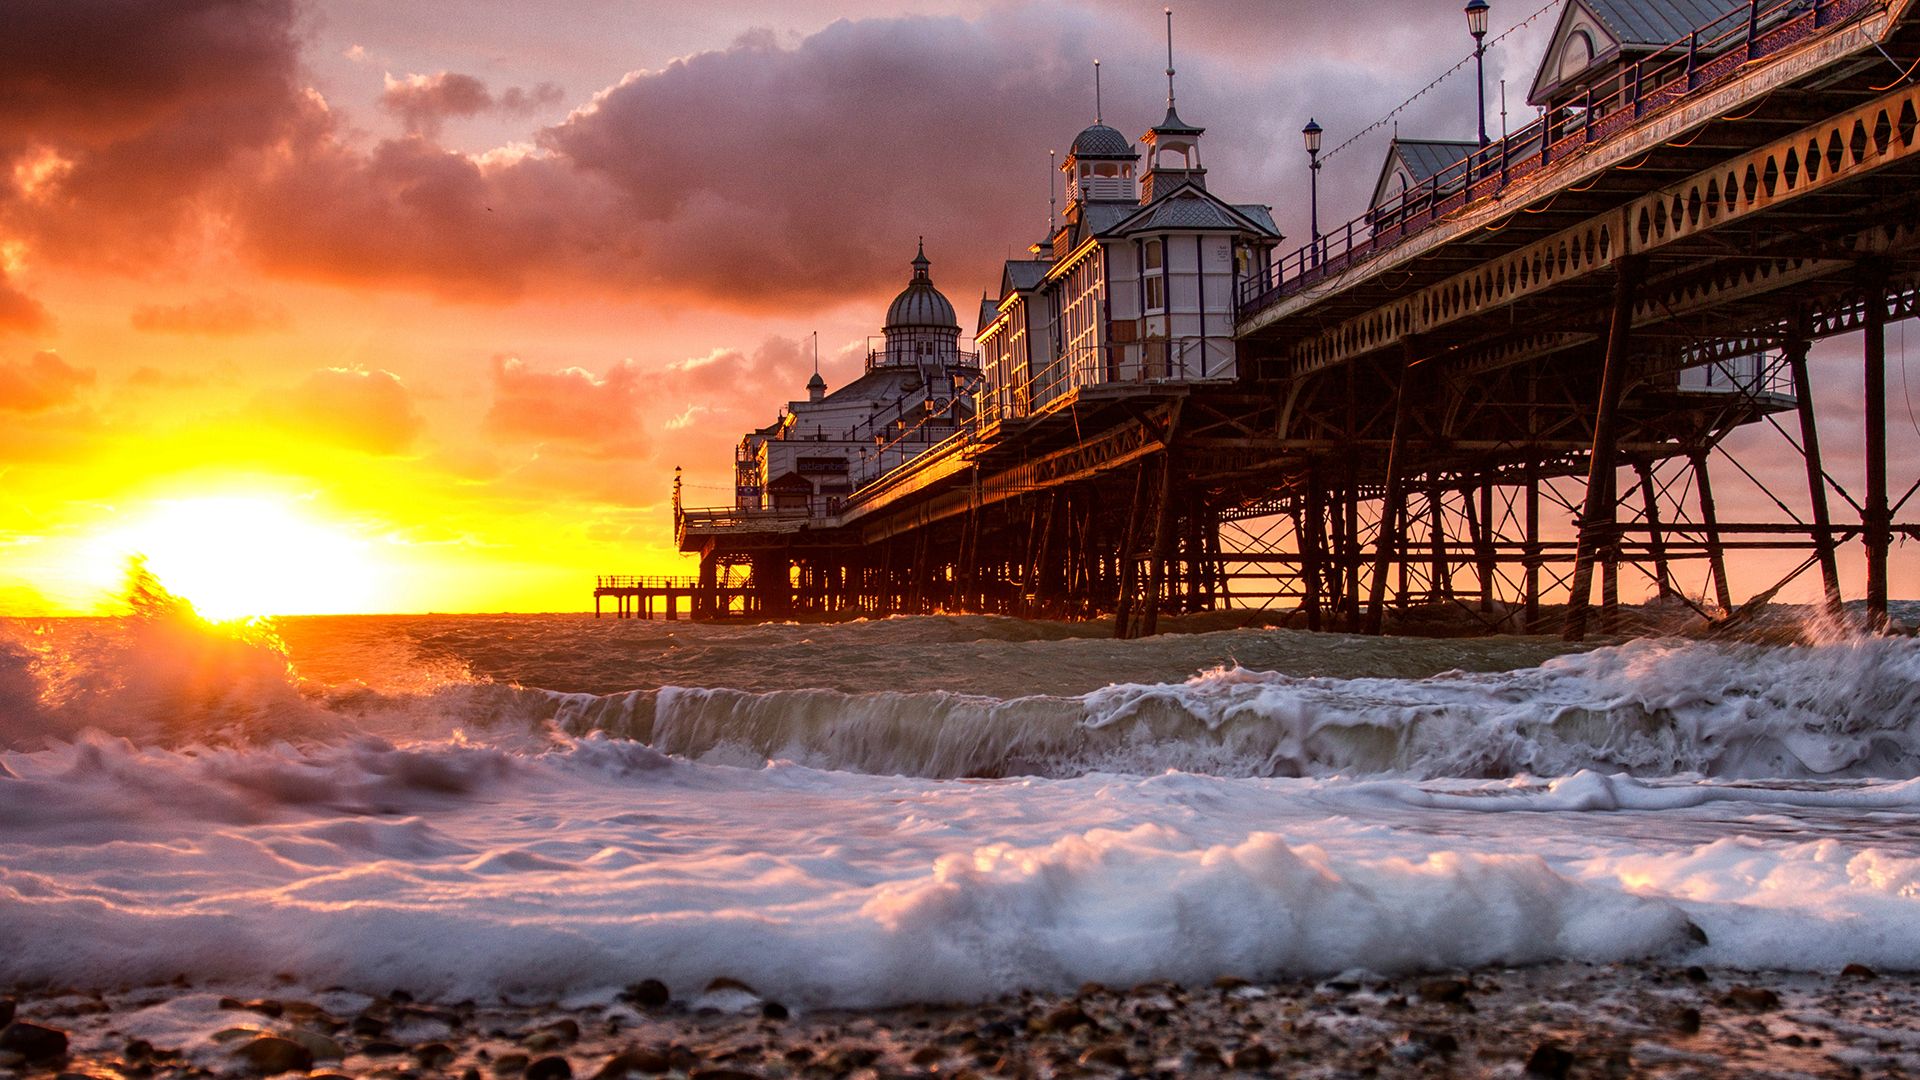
top-left (1237, 0), bottom-right (1880, 319)
top-left (594, 575), bottom-right (699, 591)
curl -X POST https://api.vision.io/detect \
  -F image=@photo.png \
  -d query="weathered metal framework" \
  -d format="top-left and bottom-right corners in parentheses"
top-left (666, 0), bottom-right (1920, 639)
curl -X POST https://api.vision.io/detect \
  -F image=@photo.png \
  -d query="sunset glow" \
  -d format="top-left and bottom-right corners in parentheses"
top-left (0, 0), bottom-right (1914, 616)
top-left (83, 497), bottom-right (384, 620)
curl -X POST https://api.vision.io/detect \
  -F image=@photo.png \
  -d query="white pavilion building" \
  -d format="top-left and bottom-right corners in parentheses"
top-left (976, 80), bottom-right (1282, 421)
top-left (734, 244), bottom-right (981, 516)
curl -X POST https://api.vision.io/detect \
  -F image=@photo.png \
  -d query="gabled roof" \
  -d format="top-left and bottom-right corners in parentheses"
top-left (1528, 0), bottom-right (1740, 104)
top-left (978, 297), bottom-right (999, 332)
top-left (1002, 259), bottom-right (1049, 293)
top-left (1099, 180), bottom-right (1282, 238)
top-left (1398, 139), bottom-right (1478, 183)
top-left (1233, 204), bottom-right (1280, 235)
top-left (1585, 0), bottom-right (1735, 47)
top-left (1369, 138), bottom-right (1477, 210)
top-left (1079, 203), bottom-right (1138, 238)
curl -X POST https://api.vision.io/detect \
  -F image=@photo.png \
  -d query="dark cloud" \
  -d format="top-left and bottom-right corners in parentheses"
top-left (130, 291), bottom-right (290, 336)
top-left (0, 351), bottom-right (93, 412)
top-left (0, 0), bottom-right (1470, 309)
top-left (0, 0), bottom-right (306, 270)
top-left (255, 366), bottom-right (423, 454)
top-left (380, 71), bottom-right (563, 136)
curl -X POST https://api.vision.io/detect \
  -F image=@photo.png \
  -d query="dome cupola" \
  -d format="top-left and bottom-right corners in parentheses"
top-left (878, 240), bottom-right (962, 371)
top-left (1060, 59), bottom-right (1140, 212)
top-left (884, 241), bottom-right (959, 331)
top-left (1071, 123), bottom-right (1133, 158)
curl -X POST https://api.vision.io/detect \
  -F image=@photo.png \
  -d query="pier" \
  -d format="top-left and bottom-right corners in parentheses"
top-left (653, 0), bottom-right (1920, 639)
top-left (594, 576), bottom-right (701, 620)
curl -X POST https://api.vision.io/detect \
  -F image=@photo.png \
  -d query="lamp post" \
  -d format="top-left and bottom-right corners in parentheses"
top-left (1466, 0), bottom-right (1491, 147)
top-left (1302, 118), bottom-right (1322, 267)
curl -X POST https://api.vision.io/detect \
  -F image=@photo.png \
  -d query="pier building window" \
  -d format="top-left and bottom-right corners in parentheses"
top-left (1143, 240), bottom-right (1166, 312)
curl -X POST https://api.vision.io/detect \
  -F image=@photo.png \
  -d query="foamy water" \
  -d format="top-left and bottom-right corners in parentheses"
top-left (1, 608), bottom-right (1918, 1007)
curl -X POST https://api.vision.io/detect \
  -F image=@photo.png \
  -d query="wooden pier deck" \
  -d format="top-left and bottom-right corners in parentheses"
top-left (592, 576), bottom-right (698, 620)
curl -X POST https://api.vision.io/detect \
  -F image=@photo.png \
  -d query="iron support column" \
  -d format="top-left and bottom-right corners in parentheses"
top-left (1566, 256), bottom-right (1643, 641)
top-left (1865, 281), bottom-right (1890, 630)
top-left (1692, 450), bottom-right (1733, 612)
top-left (1366, 345), bottom-right (1420, 635)
top-left (1787, 328), bottom-right (1843, 618)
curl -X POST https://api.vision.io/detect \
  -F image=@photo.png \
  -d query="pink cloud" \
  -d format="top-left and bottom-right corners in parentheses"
top-left (486, 356), bottom-right (648, 459)
top-left (0, 351), bottom-right (92, 412)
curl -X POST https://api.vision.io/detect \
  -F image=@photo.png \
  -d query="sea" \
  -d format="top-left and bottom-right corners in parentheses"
top-left (2, 605), bottom-right (1918, 1010)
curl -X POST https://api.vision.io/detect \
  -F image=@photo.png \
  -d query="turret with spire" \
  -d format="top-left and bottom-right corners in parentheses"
top-left (1060, 59), bottom-right (1139, 225)
top-left (1141, 7), bottom-right (1206, 203)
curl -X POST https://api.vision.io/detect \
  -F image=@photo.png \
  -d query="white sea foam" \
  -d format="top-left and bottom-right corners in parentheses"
top-left (2, 611), bottom-right (1919, 1005)
top-left (2, 732), bottom-right (1918, 1006)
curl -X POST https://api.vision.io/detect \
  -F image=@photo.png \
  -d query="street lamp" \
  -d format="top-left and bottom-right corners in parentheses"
top-left (1466, 0), bottom-right (1491, 147)
top-left (1302, 118), bottom-right (1322, 265)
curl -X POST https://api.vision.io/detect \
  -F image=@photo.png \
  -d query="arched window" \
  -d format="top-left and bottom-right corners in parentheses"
top-left (1560, 30), bottom-right (1594, 82)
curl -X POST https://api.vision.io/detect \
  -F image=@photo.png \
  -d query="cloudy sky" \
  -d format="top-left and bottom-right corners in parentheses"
top-left (0, 0), bottom-right (1900, 614)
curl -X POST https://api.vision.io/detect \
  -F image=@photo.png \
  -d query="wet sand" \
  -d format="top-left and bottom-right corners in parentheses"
top-left (5, 962), bottom-right (1916, 1080)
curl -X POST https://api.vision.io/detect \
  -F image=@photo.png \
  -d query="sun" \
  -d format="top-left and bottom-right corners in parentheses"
top-left (86, 495), bottom-right (386, 619)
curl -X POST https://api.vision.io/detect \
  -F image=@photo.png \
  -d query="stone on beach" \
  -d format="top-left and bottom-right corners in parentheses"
top-left (0, 1020), bottom-right (70, 1064)
top-left (231, 1035), bottom-right (314, 1076)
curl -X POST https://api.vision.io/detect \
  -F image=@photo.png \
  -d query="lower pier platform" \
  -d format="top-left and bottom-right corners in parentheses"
top-left (592, 576), bottom-right (699, 620)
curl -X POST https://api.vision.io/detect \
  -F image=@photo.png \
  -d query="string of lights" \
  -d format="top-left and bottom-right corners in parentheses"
top-left (1321, 0), bottom-right (1560, 163)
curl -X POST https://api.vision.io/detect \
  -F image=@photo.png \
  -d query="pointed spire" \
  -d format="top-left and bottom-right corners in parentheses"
top-left (1165, 7), bottom-right (1176, 112)
top-left (1093, 59), bottom-right (1102, 123)
top-left (912, 237), bottom-right (930, 280)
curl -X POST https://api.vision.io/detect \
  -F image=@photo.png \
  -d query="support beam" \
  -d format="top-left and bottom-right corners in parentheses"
top-left (1864, 277), bottom-right (1891, 631)
top-left (1692, 450), bottom-right (1734, 612)
top-left (1114, 461), bottom-right (1150, 639)
top-left (1141, 451), bottom-right (1180, 637)
top-left (1635, 460), bottom-right (1674, 600)
top-left (1366, 345), bottom-right (1420, 635)
top-left (1788, 328), bottom-right (1844, 618)
top-left (1300, 474), bottom-right (1325, 631)
top-left (1566, 257), bottom-right (1643, 641)
top-left (1525, 464), bottom-right (1542, 631)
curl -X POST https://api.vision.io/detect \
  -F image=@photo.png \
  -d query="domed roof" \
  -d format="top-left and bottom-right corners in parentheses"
top-left (1070, 123), bottom-right (1133, 158)
top-left (884, 242), bottom-right (958, 330)
top-left (806, 371), bottom-right (826, 390)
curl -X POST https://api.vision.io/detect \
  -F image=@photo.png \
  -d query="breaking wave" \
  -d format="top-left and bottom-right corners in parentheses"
top-left (7, 589), bottom-right (1920, 782)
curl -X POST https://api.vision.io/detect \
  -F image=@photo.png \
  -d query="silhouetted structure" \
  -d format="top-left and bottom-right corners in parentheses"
top-left (653, 0), bottom-right (1920, 639)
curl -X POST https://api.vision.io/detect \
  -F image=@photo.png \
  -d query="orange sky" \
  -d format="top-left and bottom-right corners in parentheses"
top-left (1, 0), bottom-right (1913, 615)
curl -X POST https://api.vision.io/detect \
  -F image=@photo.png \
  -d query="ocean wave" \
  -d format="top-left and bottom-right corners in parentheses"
top-left (7, 603), bottom-right (1920, 781)
top-left (543, 635), bottom-right (1920, 781)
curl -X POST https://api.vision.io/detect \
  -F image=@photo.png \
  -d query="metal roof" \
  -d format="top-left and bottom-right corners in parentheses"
top-left (1393, 139), bottom-right (1478, 184)
top-left (1070, 123), bottom-right (1135, 158)
top-left (1582, 0), bottom-right (1740, 48)
top-left (1149, 106), bottom-right (1204, 136)
top-left (1003, 260), bottom-right (1049, 292)
top-left (1232, 204), bottom-right (1280, 235)
top-left (885, 245), bottom-right (959, 329)
top-left (1115, 194), bottom-right (1247, 232)
top-left (1101, 186), bottom-right (1282, 238)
